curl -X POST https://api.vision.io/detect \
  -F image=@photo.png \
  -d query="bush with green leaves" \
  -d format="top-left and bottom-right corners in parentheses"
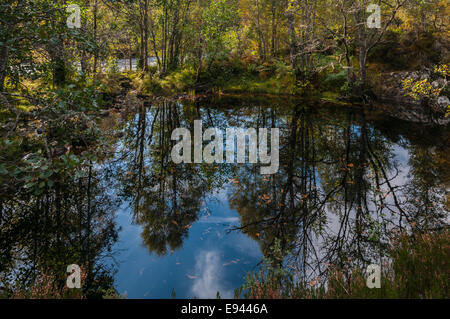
top-left (239, 229), bottom-right (449, 299)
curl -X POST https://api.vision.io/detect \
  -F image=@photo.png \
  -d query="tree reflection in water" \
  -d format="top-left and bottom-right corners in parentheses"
top-left (0, 159), bottom-right (120, 297)
top-left (116, 96), bottom-right (448, 287)
top-left (2, 95), bottom-right (447, 297)
top-left (117, 101), bottom-right (227, 255)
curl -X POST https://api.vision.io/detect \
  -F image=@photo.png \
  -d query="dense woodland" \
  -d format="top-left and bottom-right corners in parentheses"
top-left (0, 0), bottom-right (449, 299)
top-left (1, 1), bottom-right (448, 97)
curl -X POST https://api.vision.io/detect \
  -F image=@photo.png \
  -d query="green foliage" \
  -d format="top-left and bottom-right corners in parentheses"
top-left (201, 0), bottom-right (239, 40)
top-left (240, 230), bottom-right (449, 299)
top-left (323, 70), bottom-right (347, 91)
top-left (402, 78), bottom-right (435, 100)
top-left (434, 64), bottom-right (449, 77)
top-left (402, 64), bottom-right (448, 101)
top-left (139, 67), bottom-right (197, 95)
top-left (389, 230), bottom-right (449, 298)
top-left (0, 77), bottom-right (108, 198)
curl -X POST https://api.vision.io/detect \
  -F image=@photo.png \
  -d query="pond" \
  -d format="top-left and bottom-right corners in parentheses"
top-left (74, 58), bottom-right (157, 73)
top-left (1, 95), bottom-right (448, 299)
top-left (108, 96), bottom-right (448, 298)
top-left (116, 58), bottom-right (158, 72)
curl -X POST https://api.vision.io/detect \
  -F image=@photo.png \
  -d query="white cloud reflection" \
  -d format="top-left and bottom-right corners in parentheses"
top-left (191, 250), bottom-right (232, 299)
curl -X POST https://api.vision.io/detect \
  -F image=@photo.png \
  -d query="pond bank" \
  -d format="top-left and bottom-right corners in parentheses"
top-left (100, 73), bottom-right (449, 128)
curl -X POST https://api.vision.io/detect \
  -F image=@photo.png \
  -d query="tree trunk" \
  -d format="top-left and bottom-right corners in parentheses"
top-left (355, 6), bottom-right (367, 87)
top-left (271, 1), bottom-right (277, 57)
top-left (93, 0), bottom-right (98, 74)
top-left (255, 0), bottom-right (266, 61)
top-left (143, 0), bottom-right (149, 72)
top-left (50, 24), bottom-right (66, 86)
top-left (129, 41), bottom-right (133, 71)
top-left (285, 9), bottom-right (297, 72)
top-left (0, 43), bottom-right (9, 91)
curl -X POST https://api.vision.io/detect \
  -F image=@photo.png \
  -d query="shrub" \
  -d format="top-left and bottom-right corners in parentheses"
top-left (240, 229), bottom-right (449, 299)
top-left (323, 70), bottom-right (347, 92)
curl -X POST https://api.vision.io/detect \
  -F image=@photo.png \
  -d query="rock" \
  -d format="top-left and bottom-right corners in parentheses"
top-left (437, 96), bottom-right (449, 109)
top-left (432, 78), bottom-right (446, 88)
top-left (410, 71), bottom-right (419, 80)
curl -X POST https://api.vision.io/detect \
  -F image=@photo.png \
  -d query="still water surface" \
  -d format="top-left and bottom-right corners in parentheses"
top-left (1, 95), bottom-right (447, 299)
top-left (107, 96), bottom-right (448, 298)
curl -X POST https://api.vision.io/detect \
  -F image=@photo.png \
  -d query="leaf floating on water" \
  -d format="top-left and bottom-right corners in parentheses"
top-left (223, 259), bottom-right (241, 267)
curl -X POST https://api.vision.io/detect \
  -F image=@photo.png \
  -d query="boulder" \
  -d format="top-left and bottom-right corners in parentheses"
top-left (437, 96), bottom-right (450, 110)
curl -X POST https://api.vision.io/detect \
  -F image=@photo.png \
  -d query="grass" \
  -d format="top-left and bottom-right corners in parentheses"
top-left (240, 229), bottom-right (449, 299)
